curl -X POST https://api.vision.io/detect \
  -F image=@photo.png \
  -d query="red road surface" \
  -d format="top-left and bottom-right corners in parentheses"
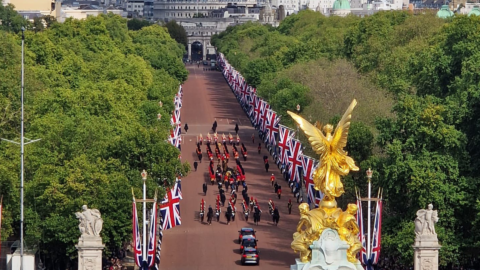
top-left (160, 65), bottom-right (300, 270)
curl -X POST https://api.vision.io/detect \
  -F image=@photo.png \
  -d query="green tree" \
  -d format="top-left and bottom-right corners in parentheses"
top-left (164, 20), bottom-right (188, 47)
top-left (127, 18), bottom-right (152, 31)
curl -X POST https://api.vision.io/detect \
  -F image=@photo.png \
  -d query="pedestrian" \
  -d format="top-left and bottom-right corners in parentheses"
top-left (253, 206), bottom-right (260, 225)
top-left (199, 152), bottom-right (203, 163)
top-left (251, 133), bottom-right (255, 144)
top-left (273, 208), bottom-right (280, 226)
top-left (235, 123), bottom-right (239, 134)
top-left (226, 204), bottom-right (232, 225)
top-left (274, 182), bottom-right (279, 194)
top-left (288, 199), bottom-right (292, 214)
top-left (265, 162), bottom-right (269, 172)
top-left (258, 143), bottom-right (261, 154)
top-left (184, 123), bottom-right (189, 133)
top-left (207, 206), bottom-right (213, 225)
top-left (203, 182), bottom-right (207, 195)
top-left (220, 193), bottom-right (226, 206)
top-left (271, 174), bottom-right (275, 186)
top-left (194, 161), bottom-right (198, 171)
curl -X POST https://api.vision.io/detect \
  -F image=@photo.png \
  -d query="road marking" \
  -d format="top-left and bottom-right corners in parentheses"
top-left (227, 118), bottom-right (230, 124)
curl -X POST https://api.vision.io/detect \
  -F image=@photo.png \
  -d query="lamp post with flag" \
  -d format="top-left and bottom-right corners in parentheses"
top-left (356, 168), bottom-right (383, 270)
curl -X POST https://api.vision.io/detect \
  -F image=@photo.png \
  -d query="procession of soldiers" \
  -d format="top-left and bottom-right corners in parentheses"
top-left (192, 119), bottom-right (311, 228)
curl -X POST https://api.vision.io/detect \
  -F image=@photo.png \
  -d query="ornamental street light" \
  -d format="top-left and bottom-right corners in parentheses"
top-left (1, 27), bottom-right (41, 270)
top-left (366, 168), bottom-right (373, 262)
top-left (159, 101), bottom-right (163, 107)
top-left (157, 114), bottom-right (162, 120)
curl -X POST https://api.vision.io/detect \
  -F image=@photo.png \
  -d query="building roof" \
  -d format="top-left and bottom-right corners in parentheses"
top-left (468, 6), bottom-right (480, 16)
top-left (332, 0), bottom-right (351, 9)
top-left (436, 5), bottom-right (454, 18)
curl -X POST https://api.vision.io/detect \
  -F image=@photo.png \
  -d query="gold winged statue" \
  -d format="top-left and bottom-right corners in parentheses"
top-left (288, 100), bottom-right (362, 264)
top-left (287, 99), bottom-right (359, 202)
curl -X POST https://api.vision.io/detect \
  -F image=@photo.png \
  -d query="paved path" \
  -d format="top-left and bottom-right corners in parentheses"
top-left (160, 65), bottom-right (300, 270)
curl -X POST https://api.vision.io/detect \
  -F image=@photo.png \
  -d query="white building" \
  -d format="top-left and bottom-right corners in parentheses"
top-left (153, 0), bottom-right (257, 22)
top-left (126, 0), bottom-right (145, 17)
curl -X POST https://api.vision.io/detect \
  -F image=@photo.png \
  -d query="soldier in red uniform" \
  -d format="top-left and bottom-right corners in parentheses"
top-left (270, 173), bottom-right (275, 186)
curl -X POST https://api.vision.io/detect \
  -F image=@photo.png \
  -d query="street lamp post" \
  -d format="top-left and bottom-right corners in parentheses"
top-left (141, 170), bottom-right (148, 270)
top-left (1, 27), bottom-right (41, 270)
top-left (366, 168), bottom-right (373, 262)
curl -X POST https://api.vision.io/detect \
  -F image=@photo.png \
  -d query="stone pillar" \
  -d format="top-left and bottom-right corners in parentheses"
top-left (203, 40), bottom-right (207, 60)
top-left (76, 235), bottom-right (104, 270)
top-left (413, 204), bottom-right (441, 270)
top-left (188, 43), bottom-right (192, 60)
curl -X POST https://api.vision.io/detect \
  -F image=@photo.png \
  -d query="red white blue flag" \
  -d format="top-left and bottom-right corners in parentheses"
top-left (132, 198), bottom-right (143, 267)
top-left (286, 138), bottom-right (303, 183)
top-left (302, 156), bottom-right (322, 207)
top-left (356, 190), bottom-right (367, 265)
top-left (370, 198), bottom-right (383, 264)
top-left (278, 125), bottom-right (295, 164)
top-left (160, 182), bottom-right (182, 230)
top-left (147, 202), bottom-right (157, 267)
top-left (265, 109), bottom-right (280, 145)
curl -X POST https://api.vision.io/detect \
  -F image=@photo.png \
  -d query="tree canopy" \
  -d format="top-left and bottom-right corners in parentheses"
top-left (0, 13), bottom-right (188, 268)
top-left (212, 10), bottom-right (480, 268)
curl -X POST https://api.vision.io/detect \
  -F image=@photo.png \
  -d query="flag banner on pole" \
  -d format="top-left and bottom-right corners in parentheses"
top-left (356, 191), bottom-right (367, 265)
top-left (147, 201), bottom-right (157, 267)
top-left (370, 197), bottom-right (383, 264)
top-left (132, 197), bottom-right (143, 267)
top-left (302, 156), bottom-right (323, 207)
top-left (265, 110), bottom-right (280, 145)
top-left (286, 138), bottom-right (303, 183)
top-left (160, 184), bottom-right (182, 230)
top-left (278, 125), bottom-right (295, 164)
top-left (154, 211), bottom-right (164, 270)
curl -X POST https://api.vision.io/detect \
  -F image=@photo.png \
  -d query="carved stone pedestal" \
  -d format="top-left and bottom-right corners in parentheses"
top-left (291, 229), bottom-right (363, 270)
top-left (76, 235), bottom-right (105, 270)
top-left (413, 235), bottom-right (441, 270)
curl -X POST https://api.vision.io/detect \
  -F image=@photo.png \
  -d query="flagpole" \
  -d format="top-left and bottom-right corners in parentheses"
top-left (141, 170), bottom-right (148, 270)
top-left (366, 168), bottom-right (373, 265)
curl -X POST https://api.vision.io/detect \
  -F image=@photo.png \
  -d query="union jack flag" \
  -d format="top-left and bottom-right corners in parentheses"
top-left (174, 95), bottom-right (182, 109)
top-left (252, 97), bottom-right (262, 126)
top-left (160, 182), bottom-right (182, 230)
top-left (259, 100), bottom-right (270, 133)
top-left (132, 199), bottom-right (143, 267)
top-left (370, 199), bottom-right (383, 264)
top-left (178, 85), bottom-right (183, 97)
top-left (170, 109), bottom-right (181, 126)
top-left (174, 124), bottom-right (182, 138)
top-left (264, 110), bottom-right (280, 145)
top-left (248, 94), bottom-right (257, 118)
top-left (154, 212), bottom-right (164, 270)
top-left (286, 138), bottom-right (303, 183)
top-left (146, 202), bottom-right (157, 267)
top-left (278, 125), bottom-right (295, 164)
top-left (356, 190), bottom-right (367, 265)
top-left (302, 156), bottom-right (322, 207)
top-left (168, 135), bottom-right (181, 148)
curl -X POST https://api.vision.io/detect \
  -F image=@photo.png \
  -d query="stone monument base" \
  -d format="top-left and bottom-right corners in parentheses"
top-left (413, 235), bottom-right (441, 270)
top-left (76, 235), bottom-right (104, 270)
top-left (291, 229), bottom-right (364, 270)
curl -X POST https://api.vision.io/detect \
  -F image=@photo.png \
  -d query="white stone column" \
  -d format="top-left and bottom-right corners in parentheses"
top-left (413, 204), bottom-right (441, 270)
top-left (203, 40), bottom-right (207, 60)
top-left (76, 235), bottom-right (104, 270)
top-left (188, 43), bottom-right (192, 60)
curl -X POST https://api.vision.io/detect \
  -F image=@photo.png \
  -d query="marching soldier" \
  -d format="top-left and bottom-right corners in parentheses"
top-left (288, 199), bottom-right (292, 214)
top-left (235, 123), bottom-right (239, 134)
top-left (270, 174), bottom-right (275, 186)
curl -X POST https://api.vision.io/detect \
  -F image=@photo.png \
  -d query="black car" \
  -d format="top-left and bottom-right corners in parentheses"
top-left (238, 227), bottom-right (256, 243)
top-left (240, 236), bottom-right (257, 252)
top-left (241, 247), bottom-right (260, 265)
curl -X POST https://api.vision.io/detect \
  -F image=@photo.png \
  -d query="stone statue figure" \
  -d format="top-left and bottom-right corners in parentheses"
top-left (336, 204), bottom-right (363, 263)
top-left (414, 204), bottom-right (439, 236)
top-left (75, 205), bottom-right (103, 237)
top-left (291, 203), bottom-right (326, 262)
top-left (288, 100), bottom-right (359, 203)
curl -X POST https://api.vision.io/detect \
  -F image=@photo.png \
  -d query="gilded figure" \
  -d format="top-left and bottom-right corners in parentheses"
top-left (287, 99), bottom-right (359, 201)
top-left (336, 204), bottom-right (362, 263)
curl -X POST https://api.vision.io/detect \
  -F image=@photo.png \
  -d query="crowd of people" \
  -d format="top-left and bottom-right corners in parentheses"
top-left (196, 120), bottom-right (291, 227)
